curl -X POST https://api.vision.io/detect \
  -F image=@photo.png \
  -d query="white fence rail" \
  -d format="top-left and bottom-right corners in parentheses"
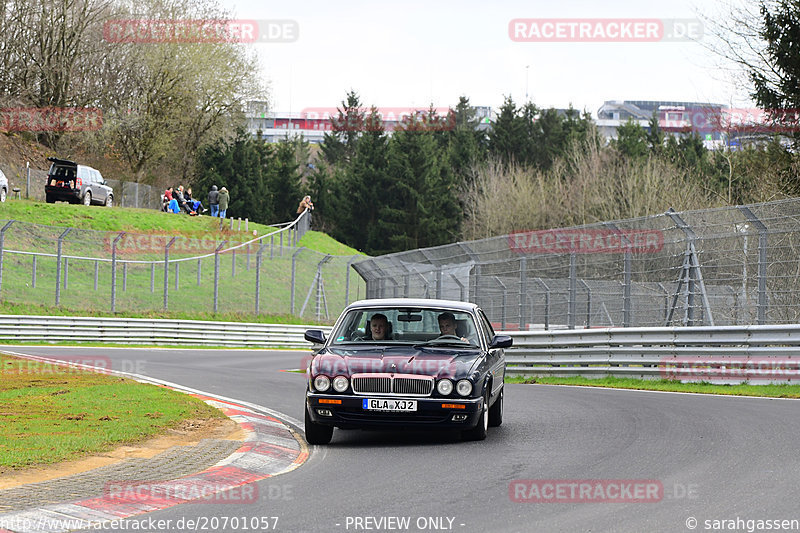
top-left (0, 315), bottom-right (332, 348)
top-left (504, 325), bottom-right (800, 383)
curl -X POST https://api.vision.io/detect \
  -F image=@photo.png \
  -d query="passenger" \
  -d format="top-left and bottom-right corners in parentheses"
top-left (366, 313), bottom-right (390, 340)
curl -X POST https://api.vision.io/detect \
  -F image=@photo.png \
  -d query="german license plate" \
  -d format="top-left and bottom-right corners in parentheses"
top-left (363, 398), bottom-right (417, 412)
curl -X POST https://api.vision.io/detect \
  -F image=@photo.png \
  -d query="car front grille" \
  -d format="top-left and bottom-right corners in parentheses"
top-left (351, 374), bottom-right (434, 396)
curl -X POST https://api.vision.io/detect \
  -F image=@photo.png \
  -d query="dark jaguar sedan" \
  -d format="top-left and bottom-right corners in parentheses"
top-left (303, 298), bottom-right (511, 444)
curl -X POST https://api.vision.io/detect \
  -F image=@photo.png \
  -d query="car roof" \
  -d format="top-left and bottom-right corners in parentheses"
top-left (344, 298), bottom-right (479, 314)
top-left (47, 157), bottom-right (77, 167)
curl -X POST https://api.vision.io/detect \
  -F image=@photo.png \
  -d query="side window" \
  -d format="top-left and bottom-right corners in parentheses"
top-left (77, 166), bottom-right (88, 182)
top-left (478, 310), bottom-right (495, 345)
top-left (95, 170), bottom-right (104, 184)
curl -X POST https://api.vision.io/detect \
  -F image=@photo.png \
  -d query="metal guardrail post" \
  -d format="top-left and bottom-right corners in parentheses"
top-left (0, 221), bottom-right (15, 295)
top-left (163, 236), bottom-right (177, 310)
top-left (255, 244), bottom-right (265, 314)
top-left (55, 228), bottom-right (71, 306)
top-left (568, 251), bottom-right (577, 329)
top-left (111, 232), bottom-right (125, 313)
top-left (213, 240), bottom-right (227, 313)
top-left (345, 256), bottom-right (359, 305)
top-left (290, 247), bottom-right (305, 314)
top-left (739, 206), bottom-right (768, 324)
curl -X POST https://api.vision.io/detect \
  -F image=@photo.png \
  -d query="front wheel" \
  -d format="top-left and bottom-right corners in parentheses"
top-left (462, 390), bottom-right (489, 441)
top-left (83, 191), bottom-right (92, 206)
top-left (304, 405), bottom-right (333, 445)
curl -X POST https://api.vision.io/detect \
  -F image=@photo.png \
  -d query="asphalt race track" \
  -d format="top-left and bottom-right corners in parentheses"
top-left (8, 346), bottom-right (800, 533)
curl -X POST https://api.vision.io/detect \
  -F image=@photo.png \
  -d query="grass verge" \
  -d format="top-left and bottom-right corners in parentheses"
top-left (0, 354), bottom-right (223, 470)
top-left (506, 375), bottom-right (800, 398)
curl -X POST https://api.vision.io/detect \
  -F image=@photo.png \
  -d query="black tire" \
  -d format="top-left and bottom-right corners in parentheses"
top-left (462, 389), bottom-right (489, 441)
top-left (46, 194), bottom-right (55, 204)
top-left (83, 191), bottom-right (92, 206)
top-left (0, 188), bottom-right (6, 203)
top-left (304, 405), bottom-right (333, 445)
top-left (488, 387), bottom-right (503, 427)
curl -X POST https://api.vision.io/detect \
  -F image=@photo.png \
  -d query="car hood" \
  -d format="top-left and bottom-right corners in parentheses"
top-left (311, 346), bottom-right (482, 380)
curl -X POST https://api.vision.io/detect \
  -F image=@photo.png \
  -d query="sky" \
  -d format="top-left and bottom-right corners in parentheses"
top-left (221, 0), bottom-right (755, 118)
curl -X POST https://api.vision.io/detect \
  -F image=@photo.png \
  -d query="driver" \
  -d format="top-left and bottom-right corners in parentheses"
top-left (437, 312), bottom-right (466, 341)
top-left (367, 313), bottom-right (390, 340)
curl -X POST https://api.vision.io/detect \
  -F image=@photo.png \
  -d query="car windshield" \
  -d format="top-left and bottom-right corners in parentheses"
top-left (329, 307), bottom-right (480, 347)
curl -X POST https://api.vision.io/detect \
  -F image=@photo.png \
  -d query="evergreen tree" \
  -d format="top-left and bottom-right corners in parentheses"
top-left (614, 119), bottom-right (649, 159)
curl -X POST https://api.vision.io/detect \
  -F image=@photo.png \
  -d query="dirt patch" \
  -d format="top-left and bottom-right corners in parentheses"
top-left (0, 416), bottom-right (244, 490)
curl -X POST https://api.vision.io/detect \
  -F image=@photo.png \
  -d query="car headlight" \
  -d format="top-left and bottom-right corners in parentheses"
top-left (437, 379), bottom-right (453, 396)
top-left (313, 375), bottom-right (330, 392)
top-left (332, 375), bottom-right (349, 392)
top-left (456, 379), bottom-right (473, 397)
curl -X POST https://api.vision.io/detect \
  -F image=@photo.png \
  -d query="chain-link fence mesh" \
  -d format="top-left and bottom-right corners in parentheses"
top-left (0, 211), bottom-right (365, 320)
top-left (353, 198), bottom-right (800, 329)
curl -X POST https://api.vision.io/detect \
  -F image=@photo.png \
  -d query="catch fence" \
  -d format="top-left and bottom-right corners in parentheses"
top-left (353, 198), bottom-right (800, 329)
top-left (0, 210), bottom-right (365, 320)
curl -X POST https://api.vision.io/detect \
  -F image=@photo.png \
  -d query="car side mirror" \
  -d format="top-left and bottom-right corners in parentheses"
top-left (304, 329), bottom-right (327, 345)
top-left (489, 335), bottom-right (513, 349)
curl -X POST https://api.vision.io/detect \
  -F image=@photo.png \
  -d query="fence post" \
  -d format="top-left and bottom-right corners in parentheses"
top-left (123, 262), bottom-right (127, 292)
top-left (290, 247), bottom-right (306, 315)
top-left (493, 277), bottom-right (507, 330)
top-left (232, 246), bottom-right (236, 277)
top-left (568, 251), bottom-right (577, 329)
top-left (255, 244), bottom-right (265, 314)
top-left (163, 236), bottom-right (177, 310)
top-left (174, 262), bottom-right (179, 290)
top-left (604, 222), bottom-right (632, 326)
top-left (345, 255), bottom-right (359, 306)
top-left (150, 263), bottom-right (155, 293)
top-left (0, 221), bottom-right (15, 295)
top-left (518, 256), bottom-right (527, 330)
top-left (55, 228), bottom-right (71, 306)
top-left (533, 278), bottom-right (551, 330)
top-left (94, 260), bottom-right (98, 291)
top-left (111, 232), bottom-right (125, 313)
top-left (667, 209), bottom-right (714, 326)
top-left (32, 255), bottom-right (37, 288)
top-left (213, 241), bottom-right (227, 313)
top-left (739, 206), bottom-right (768, 324)
top-left (197, 258), bottom-right (202, 286)
top-left (579, 279), bottom-right (591, 327)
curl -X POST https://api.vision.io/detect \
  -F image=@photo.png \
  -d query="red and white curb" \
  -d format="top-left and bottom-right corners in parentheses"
top-left (0, 353), bottom-right (310, 533)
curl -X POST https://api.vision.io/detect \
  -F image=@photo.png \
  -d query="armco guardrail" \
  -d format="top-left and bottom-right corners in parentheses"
top-left (504, 325), bottom-right (800, 383)
top-left (0, 315), bottom-right (332, 348)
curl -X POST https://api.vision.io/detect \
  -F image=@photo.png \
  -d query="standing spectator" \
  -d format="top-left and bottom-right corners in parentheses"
top-left (218, 187), bottom-right (229, 219)
top-left (297, 195), bottom-right (314, 214)
top-left (208, 185), bottom-right (219, 217)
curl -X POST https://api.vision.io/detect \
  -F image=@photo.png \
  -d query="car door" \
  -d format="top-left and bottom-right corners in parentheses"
top-left (478, 309), bottom-right (505, 398)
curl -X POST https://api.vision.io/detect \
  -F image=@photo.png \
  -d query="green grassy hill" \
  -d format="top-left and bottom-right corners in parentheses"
top-left (0, 199), bottom-right (364, 324)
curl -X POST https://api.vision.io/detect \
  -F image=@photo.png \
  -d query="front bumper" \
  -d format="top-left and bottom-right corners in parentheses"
top-left (306, 392), bottom-right (483, 429)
